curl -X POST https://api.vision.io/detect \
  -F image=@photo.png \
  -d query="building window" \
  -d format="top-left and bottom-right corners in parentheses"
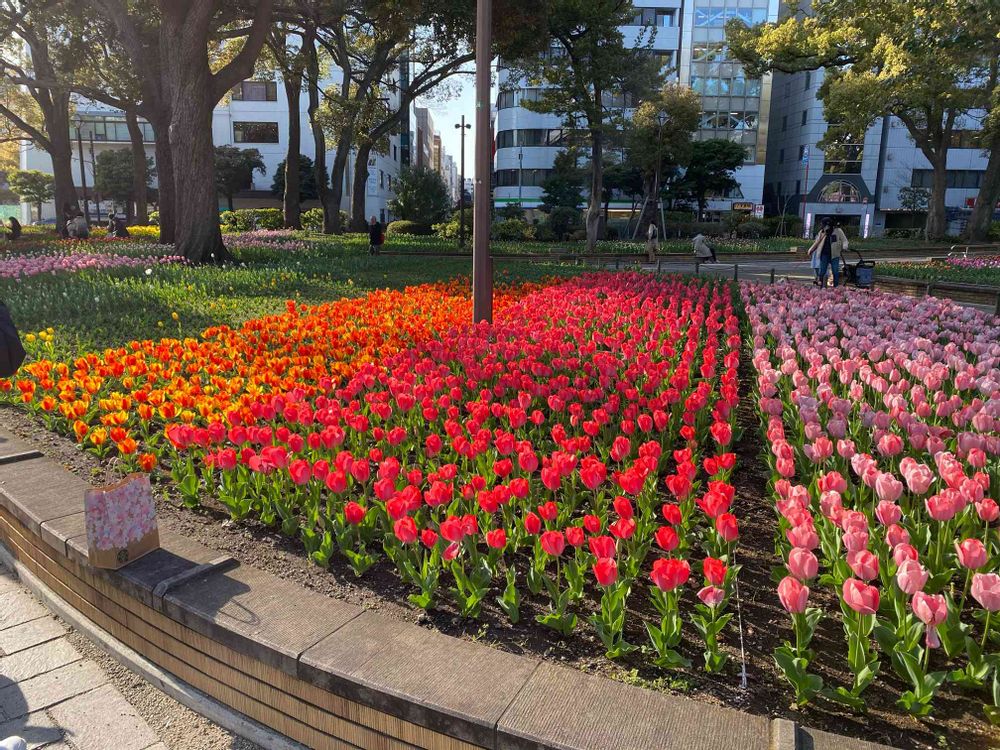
top-left (804, 71), bottom-right (811, 89)
top-left (801, 110), bottom-right (808, 126)
top-left (823, 144), bottom-right (863, 174)
top-left (798, 145), bottom-right (807, 161)
top-left (694, 6), bottom-right (767, 27)
top-left (795, 180), bottom-right (801, 195)
top-left (497, 88), bottom-right (544, 109)
top-left (75, 116), bottom-right (154, 143)
top-left (231, 81), bottom-right (277, 101)
top-left (494, 168), bottom-right (553, 188)
top-left (779, 148), bottom-right (785, 164)
top-left (819, 180), bottom-right (862, 203)
top-left (233, 122), bottom-right (279, 143)
top-left (393, 145), bottom-right (398, 161)
top-left (911, 169), bottom-right (984, 189)
top-left (949, 130), bottom-right (982, 149)
top-left (781, 115), bottom-right (787, 132)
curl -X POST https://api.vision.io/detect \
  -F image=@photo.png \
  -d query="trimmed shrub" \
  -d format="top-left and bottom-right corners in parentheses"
top-left (220, 208), bottom-right (283, 232)
top-left (386, 220), bottom-right (433, 236)
top-left (491, 218), bottom-right (533, 241)
top-left (300, 208), bottom-right (349, 232)
top-left (148, 210), bottom-right (159, 226)
top-left (735, 220), bottom-right (768, 239)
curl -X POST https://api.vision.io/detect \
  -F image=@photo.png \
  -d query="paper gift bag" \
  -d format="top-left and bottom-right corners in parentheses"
top-left (84, 473), bottom-right (160, 569)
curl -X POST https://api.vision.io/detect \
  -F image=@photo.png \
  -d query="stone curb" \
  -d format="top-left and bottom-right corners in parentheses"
top-left (0, 541), bottom-right (308, 750)
top-left (0, 443), bottom-right (900, 750)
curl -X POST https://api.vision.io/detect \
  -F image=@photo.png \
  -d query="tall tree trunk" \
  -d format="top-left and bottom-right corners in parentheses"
top-left (586, 126), bottom-right (603, 253)
top-left (350, 142), bottom-right (372, 232)
top-left (328, 129), bottom-right (353, 234)
top-left (150, 115), bottom-right (176, 244)
top-left (306, 44), bottom-right (334, 234)
top-left (926, 153), bottom-right (949, 241)
top-left (281, 73), bottom-right (302, 229)
top-left (160, 12), bottom-right (230, 264)
top-left (964, 136), bottom-right (1000, 242)
top-left (48, 99), bottom-right (77, 238)
top-left (125, 109), bottom-right (149, 225)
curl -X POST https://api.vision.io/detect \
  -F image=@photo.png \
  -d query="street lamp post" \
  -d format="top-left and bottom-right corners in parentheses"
top-left (89, 131), bottom-right (101, 225)
top-left (455, 115), bottom-right (472, 249)
top-left (72, 114), bottom-right (91, 226)
top-left (653, 111), bottom-right (667, 241)
top-left (472, 0), bottom-right (493, 323)
top-left (517, 146), bottom-right (523, 207)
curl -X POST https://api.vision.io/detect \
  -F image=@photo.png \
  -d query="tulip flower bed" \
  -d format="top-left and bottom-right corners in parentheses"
top-left (159, 273), bottom-right (744, 670)
top-left (8, 278), bottom-right (546, 474)
top-left (0, 249), bottom-right (186, 280)
top-left (745, 282), bottom-right (1000, 723)
top-left (879, 257), bottom-right (1000, 287)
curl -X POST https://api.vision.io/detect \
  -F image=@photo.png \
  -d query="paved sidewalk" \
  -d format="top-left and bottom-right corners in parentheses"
top-left (0, 563), bottom-right (164, 750)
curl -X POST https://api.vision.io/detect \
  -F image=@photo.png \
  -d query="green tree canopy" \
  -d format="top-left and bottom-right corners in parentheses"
top-left (8, 169), bottom-right (54, 220)
top-left (270, 155), bottom-right (324, 202)
top-left (94, 148), bottom-right (155, 209)
top-left (540, 149), bottom-right (586, 212)
top-left (387, 166), bottom-right (451, 225)
top-left (678, 139), bottom-right (747, 217)
top-left (508, 0), bottom-right (663, 251)
top-left (726, 0), bottom-right (995, 240)
top-left (214, 146), bottom-right (266, 212)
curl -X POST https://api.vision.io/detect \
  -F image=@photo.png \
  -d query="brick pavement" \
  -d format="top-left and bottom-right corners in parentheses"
top-left (0, 563), bottom-right (165, 750)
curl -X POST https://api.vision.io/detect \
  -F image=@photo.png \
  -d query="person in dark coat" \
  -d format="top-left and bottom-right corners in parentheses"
top-left (4, 217), bottom-right (21, 241)
top-left (368, 215), bottom-right (384, 255)
top-left (107, 214), bottom-right (130, 238)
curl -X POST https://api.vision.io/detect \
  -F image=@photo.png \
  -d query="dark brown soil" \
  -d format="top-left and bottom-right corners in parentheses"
top-left (1, 382), bottom-right (996, 749)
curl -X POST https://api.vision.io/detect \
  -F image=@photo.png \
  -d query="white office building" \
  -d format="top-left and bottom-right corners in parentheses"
top-left (18, 68), bottom-right (406, 226)
top-left (763, 67), bottom-right (992, 238)
top-left (494, 0), bottom-right (780, 217)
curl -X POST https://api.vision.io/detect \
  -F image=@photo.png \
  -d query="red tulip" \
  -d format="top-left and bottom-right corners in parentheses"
top-left (537, 501), bottom-right (558, 522)
top-left (565, 526), bottom-right (585, 548)
top-left (583, 514), bottom-right (602, 534)
top-left (420, 528), bottom-right (439, 548)
top-left (703, 557), bottom-right (727, 586)
top-left (486, 528), bottom-right (507, 549)
top-left (715, 512), bottom-right (738, 542)
top-left (393, 517), bottom-right (418, 544)
top-left (523, 511), bottom-right (542, 535)
top-left (289, 459), bottom-right (312, 485)
top-left (650, 558), bottom-right (690, 592)
top-left (540, 530), bottom-right (566, 556)
top-left (592, 557), bottom-right (618, 587)
top-left (612, 495), bottom-right (634, 520)
top-left (608, 517), bottom-right (636, 540)
top-left (661, 503), bottom-right (683, 525)
top-left (654, 525), bottom-right (679, 551)
top-left (344, 501), bottom-right (366, 526)
top-left (439, 516), bottom-right (465, 543)
top-left (588, 535), bottom-right (616, 559)
top-left (698, 585), bottom-right (725, 608)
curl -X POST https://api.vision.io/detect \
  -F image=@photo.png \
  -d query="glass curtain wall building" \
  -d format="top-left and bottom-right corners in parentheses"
top-left (494, 0), bottom-right (780, 216)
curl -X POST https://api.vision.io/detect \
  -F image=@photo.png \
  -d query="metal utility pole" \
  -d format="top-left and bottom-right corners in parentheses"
top-left (472, 0), bottom-right (493, 323)
top-left (799, 146), bottom-right (810, 237)
top-left (73, 116), bottom-right (91, 225)
top-left (455, 115), bottom-right (471, 249)
top-left (89, 132), bottom-right (101, 225)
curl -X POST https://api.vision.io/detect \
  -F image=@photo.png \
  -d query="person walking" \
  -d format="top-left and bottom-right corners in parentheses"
top-left (368, 215), bottom-right (384, 255)
top-left (4, 216), bottom-right (20, 241)
top-left (645, 222), bottom-right (660, 262)
top-left (807, 216), bottom-right (848, 288)
top-left (692, 232), bottom-right (717, 263)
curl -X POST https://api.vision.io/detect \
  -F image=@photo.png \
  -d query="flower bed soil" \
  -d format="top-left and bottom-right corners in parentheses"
top-left (2, 366), bottom-right (992, 750)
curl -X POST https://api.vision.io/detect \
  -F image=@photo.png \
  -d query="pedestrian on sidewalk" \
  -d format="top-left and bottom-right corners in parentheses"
top-left (368, 215), bottom-right (384, 256)
top-left (693, 232), bottom-right (717, 263)
top-left (807, 216), bottom-right (848, 288)
top-left (645, 222), bottom-right (660, 262)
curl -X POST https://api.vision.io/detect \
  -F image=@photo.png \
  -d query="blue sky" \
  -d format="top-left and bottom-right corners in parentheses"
top-left (416, 70), bottom-right (481, 178)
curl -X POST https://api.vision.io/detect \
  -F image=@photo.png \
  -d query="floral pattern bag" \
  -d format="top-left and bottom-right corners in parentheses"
top-left (84, 473), bottom-right (160, 569)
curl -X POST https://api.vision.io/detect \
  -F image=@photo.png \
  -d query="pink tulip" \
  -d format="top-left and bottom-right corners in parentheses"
top-left (903, 463), bottom-right (935, 495)
top-left (842, 530), bottom-right (869, 553)
top-left (955, 538), bottom-right (988, 570)
top-left (976, 497), bottom-right (999, 523)
top-left (847, 550), bottom-right (880, 581)
top-left (698, 585), bottom-right (726, 608)
top-left (971, 573), bottom-right (1000, 611)
top-left (926, 493), bottom-right (959, 522)
top-left (874, 472), bottom-right (903, 504)
top-left (886, 524), bottom-right (910, 549)
top-left (911, 591), bottom-right (948, 648)
top-left (895, 559), bottom-right (928, 595)
top-left (778, 575), bottom-right (810, 614)
top-left (787, 547), bottom-right (819, 581)
top-left (842, 578), bottom-right (880, 616)
top-left (786, 523), bottom-right (819, 550)
top-left (875, 500), bottom-right (902, 527)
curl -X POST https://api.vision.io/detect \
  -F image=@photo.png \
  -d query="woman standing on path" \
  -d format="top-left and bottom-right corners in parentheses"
top-left (807, 216), bottom-right (848, 287)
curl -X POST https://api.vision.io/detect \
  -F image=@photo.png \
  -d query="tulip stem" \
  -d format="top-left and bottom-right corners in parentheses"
top-left (982, 610), bottom-right (993, 650)
top-left (958, 568), bottom-right (972, 615)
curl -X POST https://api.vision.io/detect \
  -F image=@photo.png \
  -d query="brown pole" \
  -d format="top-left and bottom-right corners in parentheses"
top-left (472, 0), bottom-right (493, 323)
